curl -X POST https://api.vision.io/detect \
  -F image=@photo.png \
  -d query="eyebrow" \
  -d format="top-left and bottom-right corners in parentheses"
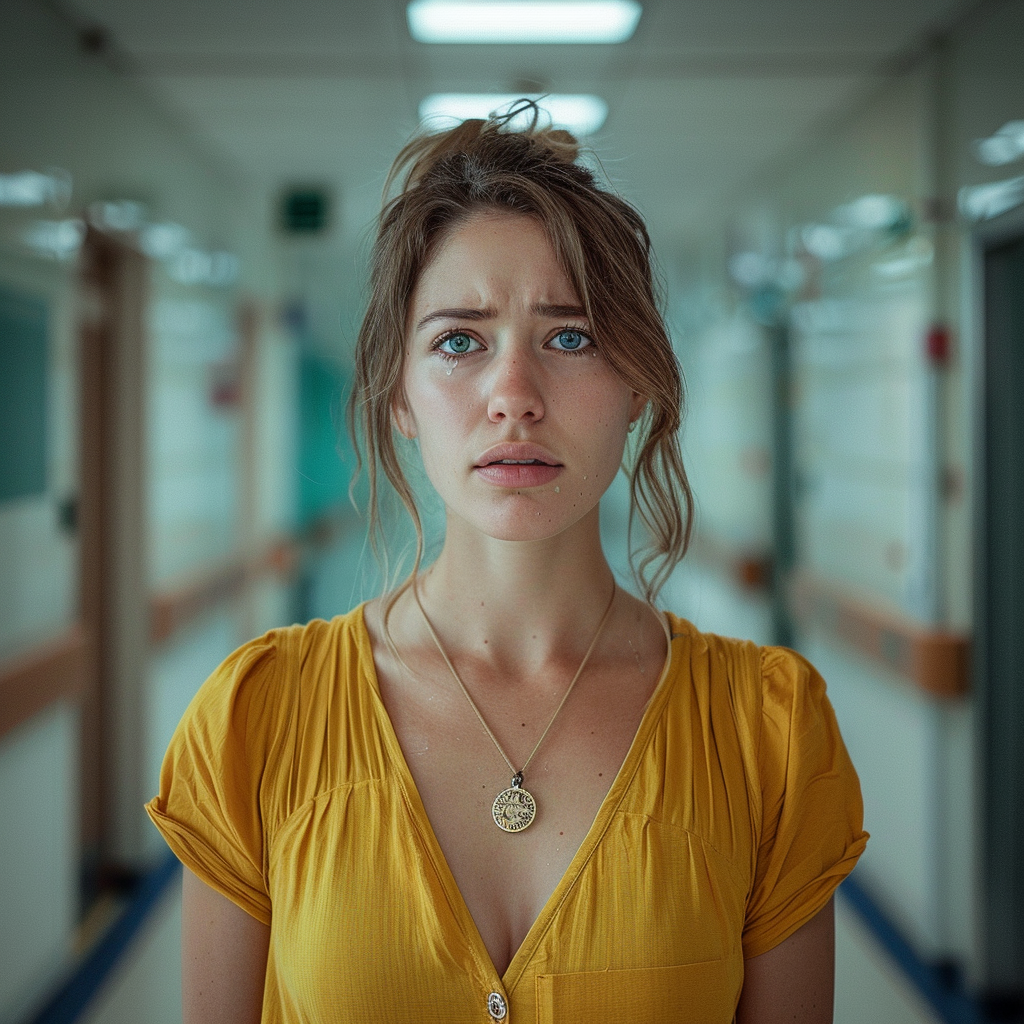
top-left (415, 303), bottom-right (588, 330)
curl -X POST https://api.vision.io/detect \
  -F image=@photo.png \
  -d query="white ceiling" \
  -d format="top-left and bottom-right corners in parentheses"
top-left (64, 0), bottom-right (978, 325)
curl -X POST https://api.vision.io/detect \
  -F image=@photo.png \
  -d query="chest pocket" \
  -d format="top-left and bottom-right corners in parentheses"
top-left (535, 958), bottom-right (735, 1024)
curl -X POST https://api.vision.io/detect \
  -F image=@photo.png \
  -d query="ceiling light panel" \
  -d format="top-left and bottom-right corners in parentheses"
top-left (419, 93), bottom-right (608, 135)
top-left (407, 1), bottom-right (641, 44)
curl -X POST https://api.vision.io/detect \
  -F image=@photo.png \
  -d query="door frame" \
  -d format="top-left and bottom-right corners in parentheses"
top-left (969, 201), bottom-right (1024, 1009)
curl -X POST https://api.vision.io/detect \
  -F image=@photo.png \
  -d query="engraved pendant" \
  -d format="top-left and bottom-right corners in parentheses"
top-left (491, 772), bottom-right (537, 833)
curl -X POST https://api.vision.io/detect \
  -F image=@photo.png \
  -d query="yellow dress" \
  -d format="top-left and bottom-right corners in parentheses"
top-left (146, 606), bottom-right (867, 1024)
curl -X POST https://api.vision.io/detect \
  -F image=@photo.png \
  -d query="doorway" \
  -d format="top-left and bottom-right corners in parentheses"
top-left (977, 227), bottom-right (1024, 1016)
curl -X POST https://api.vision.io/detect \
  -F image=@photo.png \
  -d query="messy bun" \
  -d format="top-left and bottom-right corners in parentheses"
top-left (348, 102), bottom-right (693, 602)
top-left (388, 115), bottom-right (581, 196)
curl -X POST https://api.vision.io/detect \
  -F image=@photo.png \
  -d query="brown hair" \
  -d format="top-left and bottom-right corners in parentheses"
top-left (347, 103), bottom-right (692, 601)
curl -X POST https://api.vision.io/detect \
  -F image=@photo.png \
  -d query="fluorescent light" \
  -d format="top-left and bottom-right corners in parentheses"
top-left (974, 121), bottom-right (1024, 167)
top-left (835, 194), bottom-right (908, 232)
top-left (728, 252), bottom-right (772, 290)
top-left (22, 219), bottom-right (85, 260)
top-left (958, 176), bottom-right (1024, 221)
top-left (89, 200), bottom-right (147, 232)
top-left (407, 1), bottom-right (640, 43)
top-left (419, 93), bottom-right (608, 135)
top-left (728, 253), bottom-right (806, 293)
top-left (140, 222), bottom-right (192, 260)
top-left (800, 224), bottom-right (848, 262)
top-left (872, 238), bottom-right (933, 280)
top-left (168, 249), bottom-right (240, 287)
top-left (0, 169), bottom-right (72, 208)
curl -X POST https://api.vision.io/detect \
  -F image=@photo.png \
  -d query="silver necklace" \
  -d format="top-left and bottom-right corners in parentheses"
top-left (413, 580), bottom-right (617, 833)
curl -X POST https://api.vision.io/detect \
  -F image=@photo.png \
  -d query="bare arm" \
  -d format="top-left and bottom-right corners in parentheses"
top-left (736, 897), bottom-right (835, 1024)
top-left (182, 867), bottom-right (270, 1024)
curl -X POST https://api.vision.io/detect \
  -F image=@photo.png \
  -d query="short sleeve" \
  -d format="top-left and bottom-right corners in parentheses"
top-left (145, 634), bottom-right (285, 924)
top-left (741, 647), bottom-right (868, 959)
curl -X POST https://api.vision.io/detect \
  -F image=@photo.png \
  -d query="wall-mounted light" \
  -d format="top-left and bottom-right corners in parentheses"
top-left (798, 193), bottom-right (911, 264)
top-left (89, 200), bottom-right (147, 232)
top-left (169, 249), bottom-right (240, 287)
top-left (974, 121), bottom-right (1024, 167)
top-left (140, 222), bottom-right (191, 260)
top-left (728, 251), bottom-right (805, 294)
top-left (958, 176), bottom-right (1024, 221)
top-left (407, 0), bottom-right (641, 43)
top-left (419, 93), bottom-right (608, 135)
top-left (834, 194), bottom-right (910, 233)
top-left (872, 237), bottom-right (933, 280)
top-left (22, 219), bottom-right (85, 260)
top-left (0, 169), bottom-right (72, 208)
top-left (800, 224), bottom-right (848, 263)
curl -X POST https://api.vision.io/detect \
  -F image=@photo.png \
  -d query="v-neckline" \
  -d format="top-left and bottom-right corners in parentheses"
top-left (354, 603), bottom-right (680, 989)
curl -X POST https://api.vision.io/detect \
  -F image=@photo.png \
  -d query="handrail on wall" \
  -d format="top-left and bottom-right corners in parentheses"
top-left (688, 533), bottom-right (774, 593)
top-left (149, 536), bottom-right (297, 646)
top-left (789, 571), bottom-right (971, 698)
top-left (0, 537), bottom-right (297, 744)
top-left (0, 626), bottom-right (90, 742)
top-left (688, 534), bottom-right (971, 699)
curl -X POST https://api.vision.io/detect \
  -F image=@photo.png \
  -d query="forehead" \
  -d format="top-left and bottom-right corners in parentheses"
top-left (410, 211), bottom-right (579, 316)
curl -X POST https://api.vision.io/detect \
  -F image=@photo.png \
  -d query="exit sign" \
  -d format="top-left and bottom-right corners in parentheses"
top-left (281, 188), bottom-right (330, 234)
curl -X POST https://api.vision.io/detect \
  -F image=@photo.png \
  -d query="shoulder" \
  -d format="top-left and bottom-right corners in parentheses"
top-left (660, 615), bottom-right (843, 779)
top-left (664, 614), bottom-right (822, 709)
top-left (159, 606), bottom-right (376, 823)
top-left (179, 607), bottom-right (370, 749)
top-left (662, 613), bottom-right (761, 722)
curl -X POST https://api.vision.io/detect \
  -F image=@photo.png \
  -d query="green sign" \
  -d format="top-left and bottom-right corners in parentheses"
top-left (0, 284), bottom-right (48, 501)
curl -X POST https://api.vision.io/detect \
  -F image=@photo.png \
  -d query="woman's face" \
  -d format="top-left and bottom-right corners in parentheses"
top-left (396, 210), bottom-right (644, 544)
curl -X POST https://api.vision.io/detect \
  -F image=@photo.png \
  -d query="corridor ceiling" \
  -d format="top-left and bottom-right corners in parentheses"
top-left (63, 0), bottom-right (979, 320)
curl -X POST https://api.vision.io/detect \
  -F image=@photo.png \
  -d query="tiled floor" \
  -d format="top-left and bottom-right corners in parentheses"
top-left (835, 895), bottom-right (939, 1024)
top-left (83, 876), bottom-right (182, 1024)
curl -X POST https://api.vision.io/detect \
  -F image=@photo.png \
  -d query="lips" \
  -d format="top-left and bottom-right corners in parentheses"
top-left (474, 442), bottom-right (561, 468)
top-left (473, 442), bottom-right (563, 488)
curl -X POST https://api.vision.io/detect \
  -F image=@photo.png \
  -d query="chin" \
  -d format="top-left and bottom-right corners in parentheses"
top-left (486, 522), bottom-right (567, 543)
top-left (465, 501), bottom-right (592, 544)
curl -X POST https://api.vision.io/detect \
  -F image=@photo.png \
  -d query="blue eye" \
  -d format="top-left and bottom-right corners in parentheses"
top-left (437, 332), bottom-right (480, 355)
top-left (549, 329), bottom-right (592, 353)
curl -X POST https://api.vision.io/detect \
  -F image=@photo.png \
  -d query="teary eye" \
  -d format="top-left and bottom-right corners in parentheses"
top-left (437, 331), bottom-right (481, 355)
top-left (548, 329), bottom-right (592, 353)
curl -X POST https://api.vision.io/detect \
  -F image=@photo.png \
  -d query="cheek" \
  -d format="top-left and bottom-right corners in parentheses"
top-left (558, 381), bottom-right (633, 480)
top-left (412, 374), bottom-right (474, 420)
top-left (564, 375), bottom-right (634, 435)
top-left (404, 374), bottom-right (477, 466)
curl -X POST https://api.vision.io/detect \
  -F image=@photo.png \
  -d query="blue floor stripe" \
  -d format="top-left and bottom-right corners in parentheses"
top-left (25, 852), bottom-right (181, 1024)
top-left (840, 874), bottom-right (985, 1024)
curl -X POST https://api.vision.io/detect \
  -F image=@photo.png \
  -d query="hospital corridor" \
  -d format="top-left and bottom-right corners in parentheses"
top-left (1, 0), bottom-right (1023, 1021)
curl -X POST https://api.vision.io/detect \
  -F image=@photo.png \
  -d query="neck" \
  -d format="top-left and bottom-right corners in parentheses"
top-left (414, 506), bottom-right (617, 668)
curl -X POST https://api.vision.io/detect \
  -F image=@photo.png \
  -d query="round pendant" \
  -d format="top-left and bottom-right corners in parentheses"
top-left (492, 783), bottom-right (537, 833)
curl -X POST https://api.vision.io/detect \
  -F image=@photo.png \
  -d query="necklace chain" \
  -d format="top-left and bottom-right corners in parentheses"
top-left (413, 579), bottom-right (617, 781)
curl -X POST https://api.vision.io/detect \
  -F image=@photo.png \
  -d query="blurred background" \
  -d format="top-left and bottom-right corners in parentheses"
top-left (1, 0), bottom-right (1022, 1021)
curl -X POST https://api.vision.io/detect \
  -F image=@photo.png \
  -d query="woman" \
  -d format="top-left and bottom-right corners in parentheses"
top-left (148, 108), bottom-right (867, 1024)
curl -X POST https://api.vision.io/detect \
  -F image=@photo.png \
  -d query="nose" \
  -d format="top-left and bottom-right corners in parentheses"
top-left (486, 347), bottom-right (545, 425)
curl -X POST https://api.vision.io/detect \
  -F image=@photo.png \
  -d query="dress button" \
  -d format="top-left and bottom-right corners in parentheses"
top-left (487, 991), bottom-right (507, 1021)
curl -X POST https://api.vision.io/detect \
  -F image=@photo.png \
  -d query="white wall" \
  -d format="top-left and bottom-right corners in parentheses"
top-left (0, 250), bottom-right (79, 662)
top-left (0, 1), bottom-right (296, 1017)
top-left (0, 705), bottom-right (78, 1024)
top-left (835, 896), bottom-right (939, 1024)
top-left (148, 291), bottom-right (241, 585)
top-left (81, 875), bottom-right (183, 1024)
top-left (680, 62), bottom-right (966, 961)
top-left (664, 0), bottom-right (1024, 986)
